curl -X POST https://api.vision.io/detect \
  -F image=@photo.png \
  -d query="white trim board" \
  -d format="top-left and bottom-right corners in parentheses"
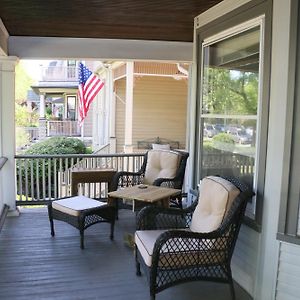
top-left (0, 18), bottom-right (9, 56)
top-left (194, 0), bottom-right (252, 29)
top-left (8, 36), bottom-right (193, 62)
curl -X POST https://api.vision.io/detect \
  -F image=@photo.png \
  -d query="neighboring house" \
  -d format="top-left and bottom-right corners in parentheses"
top-left (31, 60), bottom-right (93, 141)
top-left (1, 1), bottom-right (300, 300)
top-left (92, 61), bottom-right (189, 153)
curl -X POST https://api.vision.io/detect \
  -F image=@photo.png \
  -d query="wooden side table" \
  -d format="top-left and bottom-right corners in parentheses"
top-left (71, 168), bottom-right (116, 196)
top-left (108, 185), bottom-right (181, 211)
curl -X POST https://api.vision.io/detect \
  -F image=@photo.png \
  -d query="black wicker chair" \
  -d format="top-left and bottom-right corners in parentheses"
top-left (111, 149), bottom-right (189, 214)
top-left (134, 175), bottom-right (253, 300)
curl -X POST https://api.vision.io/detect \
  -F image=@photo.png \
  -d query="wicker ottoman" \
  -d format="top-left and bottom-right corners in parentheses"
top-left (48, 195), bottom-right (116, 249)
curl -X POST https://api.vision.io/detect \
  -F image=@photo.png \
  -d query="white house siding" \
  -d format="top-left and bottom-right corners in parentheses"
top-left (132, 76), bottom-right (187, 149)
top-left (115, 79), bottom-right (126, 153)
top-left (276, 242), bottom-right (300, 300)
top-left (232, 225), bottom-right (260, 295)
top-left (83, 105), bottom-right (93, 138)
top-left (114, 76), bottom-right (188, 153)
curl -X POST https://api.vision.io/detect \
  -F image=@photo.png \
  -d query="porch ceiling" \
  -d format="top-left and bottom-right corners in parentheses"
top-left (0, 0), bottom-right (222, 42)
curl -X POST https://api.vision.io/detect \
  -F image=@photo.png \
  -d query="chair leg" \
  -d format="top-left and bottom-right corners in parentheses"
top-left (79, 215), bottom-right (85, 249)
top-left (110, 221), bottom-right (115, 240)
top-left (115, 200), bottom-right (119, 220)
top-left (47, 205), bottom-right (55, 236)
top-left (50, 219), bottom-right (55, 236)
top-left (136, 260), bottom-right (141, 276)
top-left (135, 246), bottom-right (142, 276)
top-left (80, 229), bottom-right (85, 249)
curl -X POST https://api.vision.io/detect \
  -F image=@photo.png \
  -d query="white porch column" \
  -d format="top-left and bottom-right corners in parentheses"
top-left (0, 56), bottom-right (18, 215)
top-left (123, 62), bottom-right (134, 153)
top-left (38, 93), bottom-right (47, 140)
top-left (39, 93), bottom-right (45, 118)
top-left (108, 65), bottom-right (117, 153)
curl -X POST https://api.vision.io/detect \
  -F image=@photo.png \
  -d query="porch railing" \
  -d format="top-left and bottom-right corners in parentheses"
top-left (47, 120), bottom-right (81, 137)
top-left (41, 66), bottom-right (78, 81)
top-left (17, 127), bottom-right (39, 141)
top-left (15, 153), bottom-right (145, 205)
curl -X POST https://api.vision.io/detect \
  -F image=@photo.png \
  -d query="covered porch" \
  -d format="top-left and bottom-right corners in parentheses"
top-left (1, 1), bottom-right (300, 300)
top-left (0, 208), bottom-right (251, 300)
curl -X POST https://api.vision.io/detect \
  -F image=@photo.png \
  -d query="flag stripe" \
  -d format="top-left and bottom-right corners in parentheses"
top-left (77, 62), bottom-right (104, 126)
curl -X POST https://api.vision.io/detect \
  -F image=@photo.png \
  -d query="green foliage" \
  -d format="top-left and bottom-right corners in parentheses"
top-left (85, 146), bottom-right (93, 154)
top-left (202, 68), bottom-right (258, 116)
top-left (18, 137), bottom-right (89, 199)
top-left (212, 133), bottom-right (235, 152)
top-left (15, 104), bottom-right (39, 127)
top-left (16, 127), bottom-right (31, 149)
top-left (25, 137), bottom-right (87, 155)
top-left (15, 61), bottom-right (34, 104)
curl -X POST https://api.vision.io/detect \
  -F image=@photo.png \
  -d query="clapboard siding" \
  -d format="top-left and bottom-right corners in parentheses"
top-left (297, 208), bottom-right (300, 235)
top-left (114, 76), bottom-right (188, 152)
top-left (133, 77), bottom-right (187, 149)
top-left (276, 242), bottom-right (300, 300)
top-left (83, 105), bottom-right (93, 137)
top-left (232, 225), bottom-right (260, 296)
top-left (115, 79), bottom-right (126, 152)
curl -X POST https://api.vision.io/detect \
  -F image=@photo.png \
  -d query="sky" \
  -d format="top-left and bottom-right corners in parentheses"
top-left (21, 60), bottom-right (51, 81)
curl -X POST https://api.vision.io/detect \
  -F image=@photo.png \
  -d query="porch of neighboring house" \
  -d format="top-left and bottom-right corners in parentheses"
top-left (28, 61), bottom-right (93, 142)
top-left (0, 208), bottom-right (252, 300)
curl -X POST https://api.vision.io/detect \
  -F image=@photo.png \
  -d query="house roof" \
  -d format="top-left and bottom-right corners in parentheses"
top-left (0, 0), bottom-right (222, 43)
top-left (26, 90), bottom-right (40, 102)
top-left (31, 82), bottom-right (78, 95)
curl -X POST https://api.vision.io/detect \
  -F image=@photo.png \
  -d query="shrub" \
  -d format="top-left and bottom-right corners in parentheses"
top-left (24, 136), bottom-right (87, 155)
top-left (16, 127), bottom-right (31, 149)
top-left (212, 133), bottom-right (235, 152)
top-left (18, 137), bottom-right (89, 199)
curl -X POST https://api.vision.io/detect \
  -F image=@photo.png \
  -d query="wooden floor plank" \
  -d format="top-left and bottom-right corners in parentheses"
top-left (0, 208), bottom-right (252, 300)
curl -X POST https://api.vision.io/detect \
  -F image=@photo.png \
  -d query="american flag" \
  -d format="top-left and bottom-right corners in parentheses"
top-left (78, 62), bottom-right (104, 126)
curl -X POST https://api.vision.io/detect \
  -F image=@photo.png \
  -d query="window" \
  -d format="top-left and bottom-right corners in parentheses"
top-left (67, 60), bottom-right (77, 79)
top-left (66, 96), bottom-right (76, 120)
top-left (197, 17), bottom-right (266, 225)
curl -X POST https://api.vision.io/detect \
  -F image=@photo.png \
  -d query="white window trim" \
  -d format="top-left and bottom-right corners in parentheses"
top-left (199, 15), bottom-right (266, 218)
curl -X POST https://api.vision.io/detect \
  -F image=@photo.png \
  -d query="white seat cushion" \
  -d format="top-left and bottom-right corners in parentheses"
top-left (143, 150), bottom-right (181, 185)
top-left (52, 195), bottom-right (107, 217)
top-left (135, 229), bottom-right (226, 267)
top-left (190, 176), bottom-right (240, 233)
top-left (135, 230), bottom-right (167, 267)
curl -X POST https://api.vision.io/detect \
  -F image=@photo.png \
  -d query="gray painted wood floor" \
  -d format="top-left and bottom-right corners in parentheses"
top-left (0, 208), bottom-right (252, 300)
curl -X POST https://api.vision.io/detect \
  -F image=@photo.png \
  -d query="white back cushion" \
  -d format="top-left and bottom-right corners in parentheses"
top-left (144, 150), bottom-right (181, 185)
top-left (152, 143), bottom-right (171, 150)
top-left (190, 176), bottom-right (240, 233)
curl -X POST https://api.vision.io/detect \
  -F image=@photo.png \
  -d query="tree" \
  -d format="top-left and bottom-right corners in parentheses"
top-left (15, 104), bottom-right (38, 127)
top-left (15, 61), bottom-right (34, 104)
top-left (202, 67), bottom-right (258, 116)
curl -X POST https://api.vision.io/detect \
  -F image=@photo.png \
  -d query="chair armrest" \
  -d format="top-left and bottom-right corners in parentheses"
top-left (136, 202), bottom-right (197, 230)
top-left (153, 174), bottom-right (183, 189)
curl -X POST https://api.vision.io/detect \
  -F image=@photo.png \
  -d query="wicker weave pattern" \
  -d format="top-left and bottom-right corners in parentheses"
top-left (135, 176), bottom-right (253, 300)
top-left (112, 150), bottom-right (189, 213)
top-left (48, 201), bottom-right (116, 249)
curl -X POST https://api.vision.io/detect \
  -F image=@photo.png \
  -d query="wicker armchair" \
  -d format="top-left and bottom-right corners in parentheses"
top-left (134, 176), bottom-right (253, 300)
top-left (112, 149), bottom-right (189, 213)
